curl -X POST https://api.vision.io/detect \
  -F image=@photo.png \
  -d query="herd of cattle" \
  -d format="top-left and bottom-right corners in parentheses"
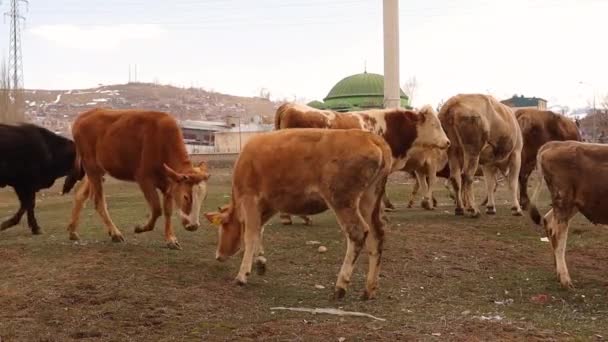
top-left (0, 93), bottom-right (604, 299)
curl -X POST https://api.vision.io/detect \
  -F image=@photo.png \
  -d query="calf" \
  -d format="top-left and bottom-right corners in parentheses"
top-left (66, 108), bottom-right (209, 249)
top-left (275, 103), bottom-right (450, 224)
top-left (529, 140), bottom-right (608, 289)
top-left (439, 94), bottom-right (523, 217)
top-left (204, 128), bottom-right (392, 300)
top-left (0, 123), bottom-right (81, 234)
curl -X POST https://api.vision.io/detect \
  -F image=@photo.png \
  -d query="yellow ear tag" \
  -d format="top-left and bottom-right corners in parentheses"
top-left (211, 216), bottom-right (223, 226)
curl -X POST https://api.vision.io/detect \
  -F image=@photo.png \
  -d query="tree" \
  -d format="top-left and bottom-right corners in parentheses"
top-left (402, 76), bottom-right (418, 106)
top-left (602, 93), bottom-right (608, 110)
top-left (0, 58), bottom-right (25, 124)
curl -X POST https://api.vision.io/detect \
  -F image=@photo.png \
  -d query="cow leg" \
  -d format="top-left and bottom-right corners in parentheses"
top-left (67, 177), bottom-right (92, 241)
top-left (254, 210), bottom-right (276, 276)
top-left (481, 165), bottom-right (497, 215)
top-left (518, 162), bottom-right (534, 210)
top-left (448, 151), bottom-right (465, 216)
top-left (424, 167), bottom-right (438, 210)
top-left (507, 152), bottom-right (523, 216)
top-left (90, 175), bottom-right (125, 243)
top-left (333, 203), bottom-right (368, 300)
top-left (24, 191), bottom-right (42, 234)
top-left (0, 187), bottom-right (29, 231)
top-left (544, 208), bottom-right (576, 289)
top-left (134, 181), bottom-right (161, 234)
top-left (407, 177), bottom-right (420, 208)
top-left (462, 154), bottom-right (481, 218)
top-left (161, 191), bottom-right (181, 250)
top-left (235, 197), bottom-right (262, 285)
top-left (279, 213), bottom-right (293, 225)
top-left (382, 192), bottom-right (395, 212)
top-left (415, 171), bottom-right (431, 210)
top-left (359, 184), bottom-right (386, 300)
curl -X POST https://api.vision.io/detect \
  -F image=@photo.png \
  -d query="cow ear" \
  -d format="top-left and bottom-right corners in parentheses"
top-left (164, 164), bottom-right (186, 183)
top-left (204, 212), bottom-right (222, 227)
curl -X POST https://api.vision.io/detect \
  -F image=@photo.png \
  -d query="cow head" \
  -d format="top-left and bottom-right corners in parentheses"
top-left (164, 161), bottom-right (210, 232)
top-left (414, 105), bottom-right (451, 150)
top-left (204, 204), bottom-right (242, 261)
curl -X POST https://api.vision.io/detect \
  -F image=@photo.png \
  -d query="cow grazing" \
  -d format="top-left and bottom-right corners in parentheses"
top-left (529, 141), bottom-right (607, 289)
top-left (439, 94), bottom-right (523, 217)
top-left (515, 109), bottom-right (582, 210)
top-left (66, 108), bottom-right (209, 250)
top-left (274, 103), bottom-right (450, 224)
top-left (204, 128), bottom-right (392, 300)
top-left (0, 123), bottom-right (81, 235)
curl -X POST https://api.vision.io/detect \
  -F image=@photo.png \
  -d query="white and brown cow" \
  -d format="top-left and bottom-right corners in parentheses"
top-left (439, 94), bottom-right (523, 217)
top-left (275, 103), bottom-right (450, 224)
top-left (529, 140), bottom-right (608, 289)
top-left (204, 128), bottom-right (392, 300)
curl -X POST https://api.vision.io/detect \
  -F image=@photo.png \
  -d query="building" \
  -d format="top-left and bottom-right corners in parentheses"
top-left (308, 71), bottom-right (410, 112)
top-left (180, 120), bottom-right (228, 154)
top-left (501, 94), bottom-right (547, 110)
top-left (213, 123), bottom-right (273, 153)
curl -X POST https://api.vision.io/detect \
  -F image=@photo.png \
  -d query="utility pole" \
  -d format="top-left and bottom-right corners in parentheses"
top-left (5, 0), bottom-right (27, 91)
top-left (383, 0), bottom-right (400, 109)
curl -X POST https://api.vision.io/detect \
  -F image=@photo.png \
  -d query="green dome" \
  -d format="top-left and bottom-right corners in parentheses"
top-left (324, 72), bottom-right (408, 101)
top-left (306, 100), bottom-right (327, 110)
top-left (322, 72), bottom-right (410, 112)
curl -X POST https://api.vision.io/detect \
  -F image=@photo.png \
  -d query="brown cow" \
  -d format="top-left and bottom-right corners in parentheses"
top-left (529, 140), bottom-right (607, 289)
top-left (439, 94), bottom-right (523, 217)
top-left (275, 103), bottom-right (450, 224)
top-left (204, 128), bottom-right (392, 300)
top-left (401, 146), bottom-right (448, 209)
top-left (515, 109), bottom-right (582, 210)
top-left (66, 108), bottom-right (209, 250)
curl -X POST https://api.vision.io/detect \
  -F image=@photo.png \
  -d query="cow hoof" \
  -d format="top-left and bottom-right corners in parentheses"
top-left (455, 207), bottom-right (465, 216)
top-left (333, 287), bottom-right (346, 300)
top-left (255, 261), bottom-right (267, 276)
top-left (383, 207), bottom-right (395, 212)
top-left (361, 290), bottom-right (376, 300)
top-left (432, 199), bottom-right (438, 208)
top-left (185, 224), bottom-right (199, 232)
top-left (111, 234), bottom-right (125, 243)
top-left (303, 219), bottom-right (313, 226)
top-left (512, 210), bottom-right (523, 217)
top-left (134, 225), bottom-right (147, 234)
top-left (234, 275), bottom-right (247, 286)
top-left (421, 199), bottom-right (431, 210)
top-left (69, 232), bottom-right (80, 241)
top-left (468, 211), bottom-right (480, 219)
top-left (31, 228), bottom-right (42, 235)
top-left (406, 202), bottom-right (414, 208)
top-left (486, 207), bottom-right (496, 215)
top-left (281, 221), bottom-right (293, 226)
top-left (166, 240), bottom-right (182, 250)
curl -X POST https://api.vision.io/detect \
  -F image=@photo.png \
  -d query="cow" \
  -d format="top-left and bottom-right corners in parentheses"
top-left (0, 123), bottom-right (82, 235)
top-left (65, 108), bottom-right (209, 250)
top-left (529, 140), bottom-right (608, 289)
top-left (514, 109), bottom-right (582, 210)
top-left (401, 146), bottom-right (448, 210)
top-left (274, 103), bottom-right (450, 224)
top-left (204, 128), bottom-right (392, 300)
top-left (439, 94), bottom-right (523, 218)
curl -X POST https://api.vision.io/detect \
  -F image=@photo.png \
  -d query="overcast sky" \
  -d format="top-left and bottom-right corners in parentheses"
top-left (0, 0), bottom-right (605, 110)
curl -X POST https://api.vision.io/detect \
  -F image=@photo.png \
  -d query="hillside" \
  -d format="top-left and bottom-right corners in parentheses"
top-left (24, 82), bottom-right (280, 136)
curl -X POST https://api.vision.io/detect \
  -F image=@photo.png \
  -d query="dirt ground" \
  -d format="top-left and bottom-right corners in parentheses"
top-left (1, 168), bottom-right (607, 341)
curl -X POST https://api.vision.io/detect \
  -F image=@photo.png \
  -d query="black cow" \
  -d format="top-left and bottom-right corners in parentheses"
top-left (0, 123), bottom-right (82, 234)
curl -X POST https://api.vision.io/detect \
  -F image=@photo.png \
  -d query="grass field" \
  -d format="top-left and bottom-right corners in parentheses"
top-left (1, 168), bottom-right (607, 341)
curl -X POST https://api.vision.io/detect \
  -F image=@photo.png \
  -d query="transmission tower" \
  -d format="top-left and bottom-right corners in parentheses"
top-left (5, 0), bottom-right (28, 90)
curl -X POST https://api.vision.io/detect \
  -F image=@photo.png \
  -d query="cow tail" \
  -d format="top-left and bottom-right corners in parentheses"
top-left (275, 103), bottom-right (288, 130)
top-left (62, 146), bottom-right (85, 195)
top-left (528, 149), bottom-right (546, 225)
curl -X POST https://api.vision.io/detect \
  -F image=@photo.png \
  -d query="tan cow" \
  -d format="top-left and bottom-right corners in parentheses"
top-left (67, 108), bottom-right (209, 250)
top-left (204, 128), bottom-right (392, 300)
top-left (439, 94), bottom-right (523, 217)
top-left (529, 141), bottom-right (608, 289)
top-left (515, 109), bottom-right (582, 210)
top-left (275, 103), bottom-right (450, 224)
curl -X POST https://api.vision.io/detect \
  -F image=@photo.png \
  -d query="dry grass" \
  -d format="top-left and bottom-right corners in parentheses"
top-left (0, 169), bottom-right (607, 341)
